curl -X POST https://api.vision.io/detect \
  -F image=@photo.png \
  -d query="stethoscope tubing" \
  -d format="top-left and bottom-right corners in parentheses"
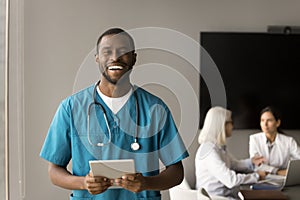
top-left (87, 81), bottom-right (140, 150)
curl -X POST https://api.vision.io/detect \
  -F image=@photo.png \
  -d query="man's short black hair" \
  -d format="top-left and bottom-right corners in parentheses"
top-left (96, 28), bottom-right (135, 54)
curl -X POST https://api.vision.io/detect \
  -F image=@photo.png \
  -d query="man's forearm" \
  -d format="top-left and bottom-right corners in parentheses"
top-left (144, 161), bottom-right (184, 191)
top-left (48, 162), bottom-right (86, 190)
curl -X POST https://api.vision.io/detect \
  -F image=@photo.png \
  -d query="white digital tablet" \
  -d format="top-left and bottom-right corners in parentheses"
top-left (89, 159), bottom-right (135, 179)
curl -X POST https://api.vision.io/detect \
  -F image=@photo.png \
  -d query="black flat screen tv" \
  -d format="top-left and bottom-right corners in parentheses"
top-left (200, 32), bottom-right (300, 129)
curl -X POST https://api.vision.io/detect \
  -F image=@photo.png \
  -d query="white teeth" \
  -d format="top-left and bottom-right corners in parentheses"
top-left (108, 66), bottom-right (123, 70)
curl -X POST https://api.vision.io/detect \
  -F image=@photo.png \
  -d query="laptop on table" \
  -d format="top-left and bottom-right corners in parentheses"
top-left (251, 159), bottom-right (300, 190)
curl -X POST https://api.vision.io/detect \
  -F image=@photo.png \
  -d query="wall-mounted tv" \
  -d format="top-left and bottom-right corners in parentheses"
top-left (200, 32), bottom-right (300, 129)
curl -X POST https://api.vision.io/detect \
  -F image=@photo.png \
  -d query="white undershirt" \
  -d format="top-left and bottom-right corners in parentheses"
top-left (97, 86), bottom-right (133, 114)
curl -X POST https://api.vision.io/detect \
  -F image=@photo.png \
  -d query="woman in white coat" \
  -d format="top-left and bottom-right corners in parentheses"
top-left (249, 106), bottom-right (300, 176)
top-left (195, 106), bottom-right (265, 200)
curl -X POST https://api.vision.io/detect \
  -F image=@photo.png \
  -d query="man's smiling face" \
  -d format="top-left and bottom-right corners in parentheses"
top-left (96, 33), bottom-right (136, 85)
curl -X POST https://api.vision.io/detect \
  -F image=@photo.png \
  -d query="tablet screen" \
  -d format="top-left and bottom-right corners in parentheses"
top-left (89, 159), bottom-right (135, 179)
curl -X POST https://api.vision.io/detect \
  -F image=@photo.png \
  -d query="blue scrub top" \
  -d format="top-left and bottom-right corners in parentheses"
top-left (40, 85), bottom-right (189, 200)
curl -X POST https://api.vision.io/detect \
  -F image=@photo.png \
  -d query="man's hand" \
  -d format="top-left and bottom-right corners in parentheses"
top-left (114, 173), bottom-right (147, 193)
top-left (84, 172), bottom-right (113, 195)
top-left (114, 161), bottom-right (184, 192)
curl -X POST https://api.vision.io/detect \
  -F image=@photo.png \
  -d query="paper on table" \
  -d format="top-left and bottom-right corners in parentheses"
top-left (255, 164), bottom-right (275, 173)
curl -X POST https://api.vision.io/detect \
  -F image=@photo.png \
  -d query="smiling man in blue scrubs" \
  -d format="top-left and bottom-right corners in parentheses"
top-left (40, 28), bottom-right (189, 200)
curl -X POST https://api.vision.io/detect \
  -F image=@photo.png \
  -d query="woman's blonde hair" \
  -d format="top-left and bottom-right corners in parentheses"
top-left (198, 106), bottom-right (232, 146)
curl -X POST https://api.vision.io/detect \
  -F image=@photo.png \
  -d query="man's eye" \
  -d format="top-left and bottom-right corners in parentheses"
top-left (102, 50), bottom-right (111, 55)
top-left (119, 49), bottom-right (129, 55)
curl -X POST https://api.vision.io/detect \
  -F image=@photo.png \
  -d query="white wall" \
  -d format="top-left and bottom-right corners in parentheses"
top-left (0, 0), bottom-right (8, 199)
top-left (9, 0), bottom-right (300, 199)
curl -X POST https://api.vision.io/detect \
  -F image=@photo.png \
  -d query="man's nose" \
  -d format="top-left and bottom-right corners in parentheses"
top-left (110, 51), bottom-right (121, 61)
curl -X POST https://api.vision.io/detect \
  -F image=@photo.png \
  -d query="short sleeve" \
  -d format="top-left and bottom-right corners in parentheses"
top-left (40, 100), bottom-right (72, 167)
top-left (158, 105), bottom-right (189, 166)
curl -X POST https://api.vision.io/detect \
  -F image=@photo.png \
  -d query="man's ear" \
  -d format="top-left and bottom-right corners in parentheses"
top-left (132, 52), bottom-right (137, 66)
top-left (95, 54), bottom-right (100, 63)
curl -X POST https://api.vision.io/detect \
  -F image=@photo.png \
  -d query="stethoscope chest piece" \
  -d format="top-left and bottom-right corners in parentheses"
top-left (131, 141), bottom-right (140, 151)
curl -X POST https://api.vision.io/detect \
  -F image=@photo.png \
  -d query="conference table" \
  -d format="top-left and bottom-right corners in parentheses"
top-left (239, 185), bottom-right (300, 200)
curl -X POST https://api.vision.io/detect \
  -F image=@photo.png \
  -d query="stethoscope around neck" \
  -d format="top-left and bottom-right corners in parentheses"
top-left (87, 81), bottom-right (140, 151)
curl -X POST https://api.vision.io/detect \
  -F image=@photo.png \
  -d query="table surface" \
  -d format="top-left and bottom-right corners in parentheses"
top-left (240, 185), bottom-right (300, 200)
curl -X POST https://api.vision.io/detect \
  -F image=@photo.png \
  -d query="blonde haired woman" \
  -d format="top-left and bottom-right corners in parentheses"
top-left (195, 106), bottom-right (265, 200)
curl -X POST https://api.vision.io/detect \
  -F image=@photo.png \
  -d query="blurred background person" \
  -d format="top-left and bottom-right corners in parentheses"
top-left (195, 106), bottom-right (265, 200)
top-left (249, 106), bottom-right (300, 176)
